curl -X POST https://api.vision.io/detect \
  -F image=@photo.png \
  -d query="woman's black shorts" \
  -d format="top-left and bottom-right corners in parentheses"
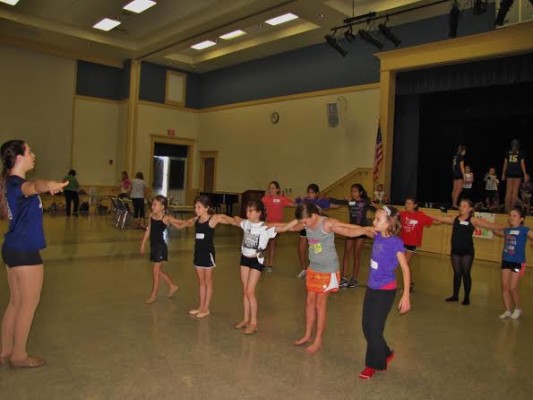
top-left (2, 246), bottom-right (42, 268)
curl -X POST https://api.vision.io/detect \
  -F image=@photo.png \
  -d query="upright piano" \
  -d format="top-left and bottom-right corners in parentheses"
top-left (200, 192), bottom-right (240, 215)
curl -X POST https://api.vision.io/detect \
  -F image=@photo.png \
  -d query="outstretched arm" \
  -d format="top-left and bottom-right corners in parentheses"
top-left (168, 215), bottom-right (195, 229)
top-left (432, 215), bottom-right (455, 224)
top-left (210, 213), bottom-right (236, 227)
top-left (267, 219), bottom-right (302, 232)
top-left (396, 251), bottom-right (411, 314)
top-left (324, 218), bottom-right (374, 238)
top-left (471, 217), bottom-right (505, 231)
top-left (22, 180), bottom-right (68, 196)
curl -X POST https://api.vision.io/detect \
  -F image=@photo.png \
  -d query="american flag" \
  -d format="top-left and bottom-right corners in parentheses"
top-left (373, 124), bottom-right (383, 181)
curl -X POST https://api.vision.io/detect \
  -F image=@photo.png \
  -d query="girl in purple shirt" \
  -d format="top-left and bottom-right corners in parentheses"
top-left (359, 205), bottom-right (411, 380)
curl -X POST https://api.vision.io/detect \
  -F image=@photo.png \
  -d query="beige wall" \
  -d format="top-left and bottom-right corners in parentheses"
top-left (0, 44), bottom-right (75, 180)
top-left (73, 97), bottom-right (123, 185)
top-left (135, 103), bottom-right (199, 186)
top-left (198, 88), bottom-right (379, 195)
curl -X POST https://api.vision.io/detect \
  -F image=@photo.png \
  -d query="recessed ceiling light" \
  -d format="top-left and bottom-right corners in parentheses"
top-left (318, 14), bottom-right (325, 18)
top-left (123, 0), bottom-right (157, 14)
top-left (219, 30), bottom-right (247, 40)
top-left (93, 18), bottom-right (121, 32)
top-left (265, 13), bottom-right (299, 26)
top-left (191, 40), bottom-right (216, 50)
top-left (0, 0), bottom-right (21, 5)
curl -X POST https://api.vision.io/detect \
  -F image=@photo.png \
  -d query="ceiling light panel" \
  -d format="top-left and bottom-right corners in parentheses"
top-left (93, 18), bottom-right (121, 32)
top-left (191, 40), bottom-right (217, 50)
top-left (0, 0), bottom-right (21, 5)
top-left (123, 0), bottom-right (157, 14)
top-left (219, 30), bottom-right (247, 40)
top-left (265, 13), bottom-right (299, 26)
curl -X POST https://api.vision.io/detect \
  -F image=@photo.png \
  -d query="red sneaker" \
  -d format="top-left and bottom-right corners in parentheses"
top-left (359, 367), bottom-right (376, 380)
top-left (386, 352), bottom-right (395, 368)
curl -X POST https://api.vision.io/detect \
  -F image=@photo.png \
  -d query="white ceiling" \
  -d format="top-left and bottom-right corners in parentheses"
top-left (0, 0), bottom-right (474, 72)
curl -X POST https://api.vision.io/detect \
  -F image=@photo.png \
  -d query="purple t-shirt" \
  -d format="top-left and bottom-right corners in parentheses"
top-left (368, 232), bottom-right (405, 290)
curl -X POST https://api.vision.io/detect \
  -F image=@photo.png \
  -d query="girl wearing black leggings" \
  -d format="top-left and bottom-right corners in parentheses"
top-left (433, 199), bottom-right (504, 305)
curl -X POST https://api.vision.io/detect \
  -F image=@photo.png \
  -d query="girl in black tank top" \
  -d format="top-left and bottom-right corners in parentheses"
top-left (140, 196), bottom-right (178, 305)
top-left (432, 199), bottom-right (504, 305)
top-left (170, 195), bottom-right (234, 319)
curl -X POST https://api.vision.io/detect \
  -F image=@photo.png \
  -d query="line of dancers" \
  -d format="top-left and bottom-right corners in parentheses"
top-left (1, 139), bottom-right (531, 381)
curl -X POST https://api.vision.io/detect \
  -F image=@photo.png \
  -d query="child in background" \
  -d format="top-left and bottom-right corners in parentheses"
top-left (261, 181), bottom-right (294, 272)
top-left (330, 183), bottom-right (374, 288)
top-left (492, 207), bottom-right (533, 320)
top-left (400, 197), bottom-right (433, 292)
top-left (373, 183), bottom-right (386, 204)
top-left (290, 203), bottom-right (374, 354)
top-left (171, 195), bottom-right (234, 319)
top-left (140, 196), bottom-right (179, 304)
top-left (359, 206), bottom-right (411, 380)
top-left (520, 174), bottom-right (532, 215)
top-left (484, 167), bottom-right (499, 210)
top-left (461, 165), bottom-right (474, 201)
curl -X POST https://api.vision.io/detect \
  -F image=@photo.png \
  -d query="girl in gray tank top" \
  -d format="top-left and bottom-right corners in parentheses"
top-left (291, 203), bottom-right (374, 355)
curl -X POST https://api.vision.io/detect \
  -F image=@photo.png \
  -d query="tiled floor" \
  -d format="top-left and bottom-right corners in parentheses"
top-left (0, 214), bottom-right (532, 399)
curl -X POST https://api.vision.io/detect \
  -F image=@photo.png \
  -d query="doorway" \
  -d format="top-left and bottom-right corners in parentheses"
top-left (150, 136), bottom-right (195, 205)
top-left (199, 151), bottom-right (218, 192)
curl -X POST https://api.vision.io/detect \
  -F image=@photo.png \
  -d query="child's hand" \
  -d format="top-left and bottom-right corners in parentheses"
top-left (398, 294), bottom-right (410, 314)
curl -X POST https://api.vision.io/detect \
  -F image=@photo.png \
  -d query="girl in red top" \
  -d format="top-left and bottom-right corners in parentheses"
top-left (400, 197), bottom-right (433, 292)
top-left (261, 181), bottom-right (294, 272)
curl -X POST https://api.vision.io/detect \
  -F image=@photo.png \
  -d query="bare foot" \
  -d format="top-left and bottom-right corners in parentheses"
top-left (196, 311), bottom-right (210, 319)
top-left (295, 336), bottom-right (312, 346)
top-left (167, 285), bottom-right (178, 298)
top-left (244, 324), bottom-right (258, 335)
top-left (10, 356), bottom-right (46, 368)
top-left (234, 320), bottom-right (249, 329)
top-left (306, 341), bottom-right (322, 354)
top-left (145, 297), bottom-right (156, 304)
top-left (0, 355), bottom-right (11, 366)
top-left (188, 309), bottom-right (200, 315)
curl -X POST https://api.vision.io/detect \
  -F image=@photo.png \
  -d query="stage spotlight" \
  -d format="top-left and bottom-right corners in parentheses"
top-left (495, 0), bottom-right (514, 26)
top-left (473, 0), bottom-right (488, 15)
top-left (357, 29), bottom-right (383, 50)
top-left (325, 34), bottom-right (348, 57)
top-left (378, 23), bottom-right (401, 47)
top-left (448, 0), bottom-right (460, 38)
top-left (344, 29), bottom-right (356, 43)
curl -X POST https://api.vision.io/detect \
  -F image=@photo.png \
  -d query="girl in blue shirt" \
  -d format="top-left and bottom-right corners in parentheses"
top-left (493, 207), bottom-right (533, 320)
top-left (0, 140), bottom-right (67, 368)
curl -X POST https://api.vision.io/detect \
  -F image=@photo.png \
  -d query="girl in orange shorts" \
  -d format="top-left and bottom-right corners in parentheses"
top-left (290, 203), bottom-right (374, 354)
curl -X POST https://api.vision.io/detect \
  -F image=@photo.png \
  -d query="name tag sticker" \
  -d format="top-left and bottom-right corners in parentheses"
top-left (510, 230), bottom-right (520, 235)
top-left (371, 259), bottom-right (378, 269)
top-left (348, 201), bottom-right (356, 206)
top-left (273, 199), bottom-right (280, 203)
top-left (460, 221), bottom-right (470, 226)
top-left (196, 233), bottom-right (205, 239)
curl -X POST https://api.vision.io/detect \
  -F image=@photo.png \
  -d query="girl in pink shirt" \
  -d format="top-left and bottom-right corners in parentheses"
top-left (261, 181), bottom-right (294, 272)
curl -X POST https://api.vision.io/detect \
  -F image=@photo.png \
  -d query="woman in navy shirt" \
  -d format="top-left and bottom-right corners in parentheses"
top-left (0, 140), bottom-right (66, 368)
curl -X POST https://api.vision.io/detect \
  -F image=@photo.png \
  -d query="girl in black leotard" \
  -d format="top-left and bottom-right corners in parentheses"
top-left (140, 195), bottom-right (179, 304)
top-left (432, 199), bottom-right (504, 305)
top-left (172, 195), bottom-right (234, 319)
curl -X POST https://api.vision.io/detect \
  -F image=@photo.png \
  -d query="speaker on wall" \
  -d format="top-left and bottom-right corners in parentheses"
top-left (326, 103), bottom-right (339, 127)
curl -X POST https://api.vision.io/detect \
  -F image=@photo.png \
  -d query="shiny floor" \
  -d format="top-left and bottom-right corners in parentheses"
top-left (1, 214), bottom-right (532, 400)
